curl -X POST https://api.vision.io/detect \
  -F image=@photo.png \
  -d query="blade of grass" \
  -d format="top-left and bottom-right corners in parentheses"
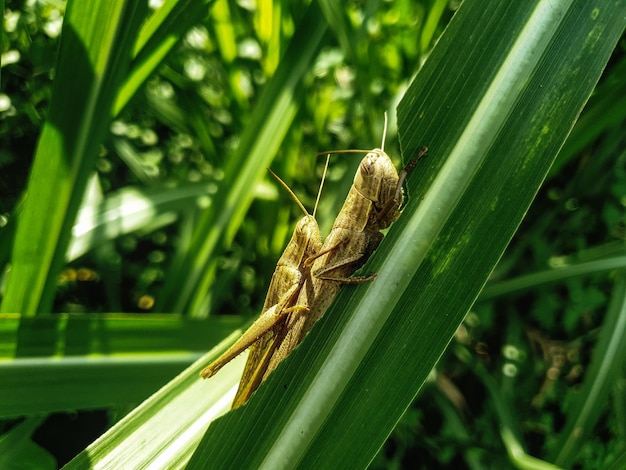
top-left (0, 312), bottom-right (245, 416)
top-left (0, 313), bottom-right (241, 358)
top-left (0, 354), bottom-right (200, 418)
top-left (480, 255), bottom-right (626, 300)
top-left (0, 416), bottom-right (52, 468)
top-left (68, 183), bottom-right (218, 261)
top-left (113, 0), bottom-right (215, 116)
top-left (1, 1), bottom-right (148, 315)
top-left (61, 351), bottom-right (245, 469)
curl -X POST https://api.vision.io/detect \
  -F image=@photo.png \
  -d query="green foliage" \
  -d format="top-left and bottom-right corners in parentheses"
top-left (0, 0), bottom-right (625, 468)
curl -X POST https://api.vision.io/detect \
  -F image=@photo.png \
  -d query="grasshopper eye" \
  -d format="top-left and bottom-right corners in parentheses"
top-left (360, 155), bottom-right (377, 178)
top-left (354, 155), bottom-right (378, 193)
top-left (294, 217), bottom-right (312, 237)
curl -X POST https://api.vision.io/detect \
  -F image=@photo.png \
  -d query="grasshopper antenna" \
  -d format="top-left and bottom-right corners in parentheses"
top-left (267, 168), bottom-right (310, 218)
top-left (381, 112), bottom-right (388, 153)
top-left (313, 154), bottom-right (330, 218)
top-left (316, 114), bottom-right (389, 158)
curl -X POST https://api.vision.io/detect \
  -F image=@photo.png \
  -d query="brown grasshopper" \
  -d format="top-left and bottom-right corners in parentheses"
top-left (266, 120), bottom-right (427, 372)
top-left (200, 161), bottom-right (330, 408)
top-left (201, 116), bottom-right (426, 408)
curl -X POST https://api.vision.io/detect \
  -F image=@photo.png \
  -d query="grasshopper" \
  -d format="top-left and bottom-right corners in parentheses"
top-left (267, 117), bottom-right (427, 371)
top-left (201, 116), bottom-right (426, 407)
top-left (200, 161), bottom-right (330, 408)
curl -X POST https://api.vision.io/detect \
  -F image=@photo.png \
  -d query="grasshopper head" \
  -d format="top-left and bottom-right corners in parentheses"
top-left (288, 215), bottom-right (322, 266)
top-left (353, 149), bottom-right (399, 200)
top-left (353, 149), bottom-right (402, 229)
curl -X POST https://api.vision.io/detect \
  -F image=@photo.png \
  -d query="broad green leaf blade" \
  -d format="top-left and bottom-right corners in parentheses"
top-left (62, 350), bottom-right (245, 470)
top-left (551, 57), bottom-right (626, 174)
top-left (0, 313), bottom-right (240, 358)
top-left (0, 313), bottom-right (242, 416)
top-left (0, 1), bottom-right (148, 315)
top-left (184, 0), bottom-right (625, 468)
top-left (0, 354), bottom-right (198, 418)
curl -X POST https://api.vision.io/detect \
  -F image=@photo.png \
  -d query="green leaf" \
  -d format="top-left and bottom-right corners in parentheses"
top-left (113, 0), bottom-right (215, 115)
top-left (0, 313), bottom-right (244, 416)
top-left (1, 0), bottom-right (219, 316)
top-left (0, 1), bottom-right (148, 315)
top-left (68, 183), bottom-right (217, 261)
top-left (0, 354), bottom-right (199, 418)
top-left (0, 416), bottom-right (56, 470)
top-left (62, 351), bottom-right (243, 470)
top-left (0, 313), bottom-right (241, 358)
